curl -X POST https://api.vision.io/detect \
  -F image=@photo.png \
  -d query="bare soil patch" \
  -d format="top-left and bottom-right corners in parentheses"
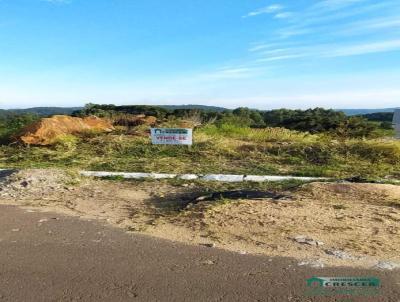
top-left (17, 115), bottom-right (113, 145)
top-left (1, 169), bottom-right (399, 268)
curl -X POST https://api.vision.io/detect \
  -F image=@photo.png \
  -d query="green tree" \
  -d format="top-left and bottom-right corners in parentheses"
top-left (0, 113), bottom-right (39, 144)
top-left (334, 116), bottom-right (379, 138)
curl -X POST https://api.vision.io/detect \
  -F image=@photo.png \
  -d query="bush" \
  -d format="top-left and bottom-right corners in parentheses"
top-left (54, 135), bottom-right (79, 151)
top-left (263, 108), bottom-right (346, 133)
top-left (333, 117), bottom-right (380, 138)
top-left (0, 113), bottom-right (39, 144)
top-left (78, 103), bottom-right (169, 119)
top-left (342, 140), bottom-right (400, 164)
top-left (216, 114), bottom-right (253, 128)
top-left (381, 121), bottom-right (394, 130)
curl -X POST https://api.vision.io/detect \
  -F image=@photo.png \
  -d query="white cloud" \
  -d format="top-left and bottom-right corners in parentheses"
top-left (205, 89), bottom-right (400, 110)
top-left (275, 1), bottom-right (396, 39)
top-left (261, 48), bottom-right (294, 55)
top-left (2, 68), bottom-right (400, 109)
top-left (245, 0), bottom-right (400, 66)
top-left (339, 17), bottom-right (400, 35)
top-left (274, 12), bottom-right (293, 19)
top-left (256, 54), bottom-right (306, 62)
top-left (248, 42), bottom-right (298, 52)
top-left (250, 39), bottom-right (400, 64)
top-left (243, 4), bottom-right (283, 18)
top-left (277, 27), bottom-right (314, 38)
top-left (248, 44), bottom-right (278, 52)
top-left (324, 40), bottom-right (400, 57)
top-left (198, 67), bottom-right (260, 80)
top-left (314, 0), bottom-right (366, 10)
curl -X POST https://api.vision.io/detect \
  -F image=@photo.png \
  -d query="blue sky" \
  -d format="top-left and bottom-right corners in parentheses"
top-left (0, 0), bottom-right (399, 109)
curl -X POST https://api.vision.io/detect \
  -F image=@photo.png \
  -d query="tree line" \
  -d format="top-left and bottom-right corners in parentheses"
top-left (0, 104), bottom-right (394, 144)
top-left (76, 104), bottom-right (391, 138)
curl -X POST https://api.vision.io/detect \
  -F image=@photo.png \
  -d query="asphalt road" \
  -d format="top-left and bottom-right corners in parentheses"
top-left (0, 205), bottom-right (399, 302)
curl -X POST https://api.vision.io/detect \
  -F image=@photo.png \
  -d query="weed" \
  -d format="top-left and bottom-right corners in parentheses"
top-left (1, 125), bottom-right (399, 180)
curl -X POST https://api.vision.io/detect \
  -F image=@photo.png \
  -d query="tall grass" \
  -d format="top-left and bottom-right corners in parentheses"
top-left (0, 123), bottom-right (399, 179)
top-left (200, 124), bottom-right (312, 142)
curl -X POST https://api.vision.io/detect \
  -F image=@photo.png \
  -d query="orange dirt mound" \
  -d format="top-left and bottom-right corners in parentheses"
top-left (113, 114), bottom-right (157, 127)
top-left (18, 115), bottom-right (114, 145)
top-left (177, 120), bottom-right (197, 128)
top-left (142, 116), bottom-right (157, 126)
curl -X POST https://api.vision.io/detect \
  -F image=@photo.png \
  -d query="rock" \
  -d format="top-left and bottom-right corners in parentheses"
top-left (200, 260), bottom-right (216, 265)
top-left (374, 261), bottom-right (400, 270)
top-left (38, 218), bottom-right (49, 223)
top-left (127, 291), bottom-right (138, 298)
top-left (201, 243), bottom-right (215, 248)
top-left (20, 181), bottom-right (29, 188)
top-left (293, 235), bottom-right (324, 246)
top-left (194, 190), bottom-right (285, 203)
top-left (298, 259), bottom-right (325, 268)
top-left (11, 229), bottom-right (20, 232)
top-left (325, 249), bottom-right (355, 260)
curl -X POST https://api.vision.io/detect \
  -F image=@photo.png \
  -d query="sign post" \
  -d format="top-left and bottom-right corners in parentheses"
top-left (150, 128), bottom-right (193, 145)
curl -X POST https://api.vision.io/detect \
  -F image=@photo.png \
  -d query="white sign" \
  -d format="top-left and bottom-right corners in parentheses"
top-left (393, 109), bottom-right (400, 139)
top-left (150, 128), bottom-right (193, 145)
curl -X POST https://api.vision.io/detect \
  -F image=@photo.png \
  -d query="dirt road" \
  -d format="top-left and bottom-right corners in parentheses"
top-left (0, 205), bottom-right (399, 302)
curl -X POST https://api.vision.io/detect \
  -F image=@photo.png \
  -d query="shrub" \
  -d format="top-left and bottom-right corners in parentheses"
top-left (0, 113), bottom-right (39, 144)
top-left (333, 117), bottom-right (381, 138)
top-left (54, 134), bottom-right (79, 150)
top-left (263, 108), bottom-right (346, 133)
top-left (342, 140), bottom-right (400, 164)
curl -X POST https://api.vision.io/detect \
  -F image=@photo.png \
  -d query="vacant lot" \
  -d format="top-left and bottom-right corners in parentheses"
top-left (1, 169), bottom-right (399, 269)
top-left (1, 125), bottom-right (400, 179)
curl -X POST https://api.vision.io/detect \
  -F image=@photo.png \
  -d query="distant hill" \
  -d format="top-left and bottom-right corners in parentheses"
top-left (159, 105), bottom-right (228, 112)
top-left (358, 112), bottom-right (394, 122)
top-left (338, 108), bottom-right (398, 116)
top-left (1, 105), bottom-right (228, 117)
top-left (9, 107), bottom-right (83, 116)
top-left (0, 107), bottom-right (83, 117)
top-left (2, 105), bottom-right (399, 117)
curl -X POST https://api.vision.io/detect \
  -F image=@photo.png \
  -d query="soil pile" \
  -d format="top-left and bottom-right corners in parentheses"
top-left (18, 115), bottom-right (114, 145)
top-left (113, 114), bottom-right (157, 127)
top-left (0, 169), bottom-right (76, 199)
top-left (302, 182), bottom-right (400, 201)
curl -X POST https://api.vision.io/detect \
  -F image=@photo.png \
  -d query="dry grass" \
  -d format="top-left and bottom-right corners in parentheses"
top-left (0, 124), bottom-right (399, 179)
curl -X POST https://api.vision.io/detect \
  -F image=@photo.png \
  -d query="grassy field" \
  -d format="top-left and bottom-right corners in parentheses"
top-left (1, 124), bottom-right (399, 180)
